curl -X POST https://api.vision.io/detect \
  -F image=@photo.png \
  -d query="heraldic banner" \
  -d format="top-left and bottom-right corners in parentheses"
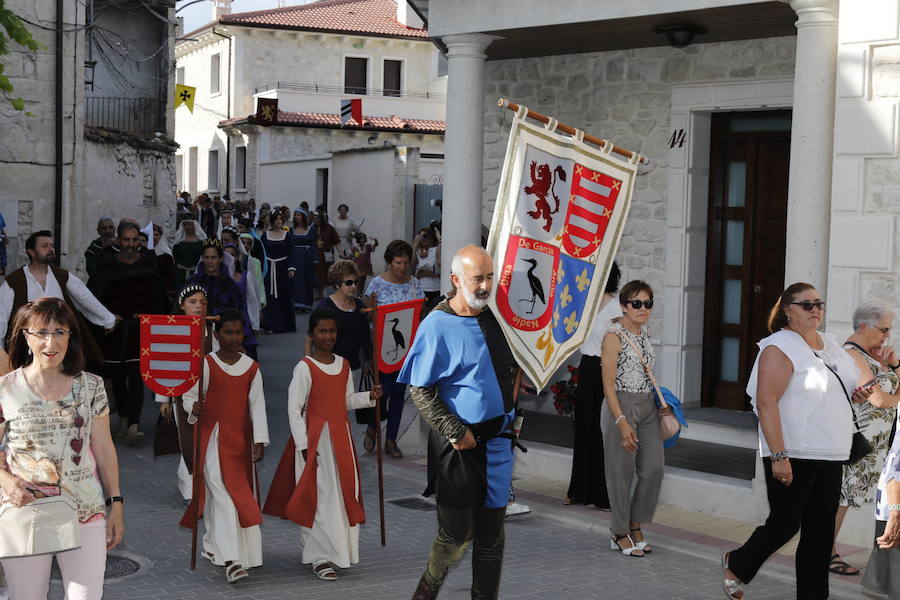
top-left (374, 298), bottom-right (425, 373)
top-left (139, 314), bottom-right (203, 396)
top-left (487, 103), bottom-right (643, 390)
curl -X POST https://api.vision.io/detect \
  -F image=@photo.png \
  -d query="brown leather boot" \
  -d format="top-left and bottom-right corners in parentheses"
top-left (411, 574), bottom-right (439, 600)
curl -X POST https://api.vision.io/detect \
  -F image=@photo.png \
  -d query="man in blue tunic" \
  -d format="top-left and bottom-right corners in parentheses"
top-left (399, 245), bottom-right (519, 600)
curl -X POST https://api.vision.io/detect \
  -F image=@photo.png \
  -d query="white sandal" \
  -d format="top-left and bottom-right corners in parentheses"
top-left (609, 534), bottom-right (644, 557)
top-left (722, 552), bottom-right (744, 599)
top-left (313, 561), bottom-right (337, 581)
top-left (225, 563), bottom-right (248, 583)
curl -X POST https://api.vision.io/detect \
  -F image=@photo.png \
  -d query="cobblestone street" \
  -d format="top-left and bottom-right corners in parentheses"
top-left (54, 321), bottom-right (866, 600)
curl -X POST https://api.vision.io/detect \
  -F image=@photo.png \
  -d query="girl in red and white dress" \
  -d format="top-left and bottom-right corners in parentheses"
top-left (265, 307), bottom-right (382, 581)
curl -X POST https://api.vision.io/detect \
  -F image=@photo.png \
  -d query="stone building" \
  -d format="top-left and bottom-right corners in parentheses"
top-left (174, 0), bottom-right (446, 238)
top-left (0, 0), bottom-right (177, 277)
top-left (421, 0), bottom-right (900, 546)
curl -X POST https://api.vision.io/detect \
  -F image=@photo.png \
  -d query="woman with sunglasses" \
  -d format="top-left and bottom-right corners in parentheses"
top-left (0, 298), bottom-right (124, 599)
top-left (315, 260), bottom-right (373, 439)
top-left (600, 280), bottom-right (665, 558)
top-left (830, 299), bottom-right (900, 578)
top-left (723, 283), bottom-right (870, 600)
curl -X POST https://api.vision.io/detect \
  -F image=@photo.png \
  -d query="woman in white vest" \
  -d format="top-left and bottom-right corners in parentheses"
top-left (722, 283), bottom-right (871, 600)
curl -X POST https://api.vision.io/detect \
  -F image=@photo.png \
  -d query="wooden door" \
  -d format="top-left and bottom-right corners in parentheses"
top-left (702, 111), bottom-right (791, 410)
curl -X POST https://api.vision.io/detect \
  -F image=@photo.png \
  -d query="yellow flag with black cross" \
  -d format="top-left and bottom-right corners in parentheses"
top-left (175, 84), bottom-right (196, 112)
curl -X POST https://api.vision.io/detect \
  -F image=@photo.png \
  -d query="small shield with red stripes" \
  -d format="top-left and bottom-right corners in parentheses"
top-left (138, 314), bottom-right (203, 397)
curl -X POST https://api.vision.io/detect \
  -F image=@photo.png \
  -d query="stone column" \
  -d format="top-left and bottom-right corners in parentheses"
top-left (784, 0), bottom-right (838, 291)
top-left (439, 34), bottom-right (495, 292)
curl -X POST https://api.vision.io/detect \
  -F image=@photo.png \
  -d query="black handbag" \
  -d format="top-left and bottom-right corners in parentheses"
top-left (819, 357), bottom-right (873, 465)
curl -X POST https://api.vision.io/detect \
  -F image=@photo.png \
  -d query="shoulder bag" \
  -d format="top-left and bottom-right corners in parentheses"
top-left (0, 383), bottom-right (83, 558)
top-left (618, 330), bottom-right (681, 441)
top-left (818, 356), bottom-right (873, 465)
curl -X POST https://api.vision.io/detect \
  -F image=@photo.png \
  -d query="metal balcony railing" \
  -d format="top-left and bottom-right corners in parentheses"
top-left (253, 82), bottom-right (446, 101)
top-left (85, 96), bottom-right (164, 135)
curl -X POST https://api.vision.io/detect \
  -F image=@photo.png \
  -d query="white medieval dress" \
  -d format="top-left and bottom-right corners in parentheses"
top-left (264, 355), bottom-right (373, 568)
top-left (182, 353), bottom-right (268, 569)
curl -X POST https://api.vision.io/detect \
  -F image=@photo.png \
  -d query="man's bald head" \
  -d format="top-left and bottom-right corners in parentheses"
top-left (450, 245), bottom-right (494, 311)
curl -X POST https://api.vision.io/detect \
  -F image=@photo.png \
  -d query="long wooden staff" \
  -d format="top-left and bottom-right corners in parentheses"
top-left (371, 306), bottom-right (386, 546)
top-left (189, 324), bottom-right (206, 570)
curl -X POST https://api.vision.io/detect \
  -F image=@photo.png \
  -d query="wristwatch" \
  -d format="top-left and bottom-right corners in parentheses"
top-left (887, 503), bottom-right (900, 512)
top-left (105, 496), bottom-right (125, 506)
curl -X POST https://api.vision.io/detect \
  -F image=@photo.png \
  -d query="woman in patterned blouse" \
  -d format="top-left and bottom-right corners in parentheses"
top-left (600, 280), bottom-right (668, 558)
top-left (0, 298), bottom-right (123, 599)
top-left (833, 299), bottom-right (900, 578)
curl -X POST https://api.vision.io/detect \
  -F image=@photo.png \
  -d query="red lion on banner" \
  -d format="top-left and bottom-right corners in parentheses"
top-left (524, 160), bottom-right (567, 232)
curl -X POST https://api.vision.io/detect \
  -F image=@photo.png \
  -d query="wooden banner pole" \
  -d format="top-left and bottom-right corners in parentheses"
top-left (498, 98), bottom-right (648, 165)
top-left (189, 323), bottom-right (206, 570)
top-left (188, 315), bottom-right (220, 569)
top-left (371, 309), bottom-right (387, 546)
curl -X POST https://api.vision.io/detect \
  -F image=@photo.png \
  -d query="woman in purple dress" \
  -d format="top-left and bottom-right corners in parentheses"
top-left (224, 244), bottom-right (259, 359)
top-left (260, 211), bottom-right (296, 333)
top-left (186, 239), bottom-right (241, 317)
top-left (290, 209), bottom-right (317, 312)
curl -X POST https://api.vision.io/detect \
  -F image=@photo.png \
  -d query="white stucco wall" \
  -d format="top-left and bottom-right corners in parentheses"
top-left (228, 125), bottom-right (443, 209)
top-left (231, 27), bottom-right (438, 117)
top-left (331, 146), bottom-right (420, 252)
top-left (429, 0), bottom-right (782, 37)
top-left (176, 25), bottom-right (443, 199)
top-left (827, 0), bottom-right (900, 340)
top-left (175, 34), bottom-right (230, 197)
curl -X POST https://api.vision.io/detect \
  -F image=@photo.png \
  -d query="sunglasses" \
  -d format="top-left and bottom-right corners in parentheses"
top-left (342, 279), bottom-right (357, 287)
top-left (626, 299), bottom-right (654, 310)
top-left (789, 301), bottom-right (825, 312)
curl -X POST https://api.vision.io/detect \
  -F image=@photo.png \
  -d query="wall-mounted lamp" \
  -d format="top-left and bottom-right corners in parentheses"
top-left (367, 135), bottom-right (377, 145)
top-left (652, 24), bottom-right (707, 48)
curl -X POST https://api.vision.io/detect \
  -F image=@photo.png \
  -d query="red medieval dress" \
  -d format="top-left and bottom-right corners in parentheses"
top-left (264, 355), bottom-right (373, 567)
top-left (180, 354), bottom-right (269, 568)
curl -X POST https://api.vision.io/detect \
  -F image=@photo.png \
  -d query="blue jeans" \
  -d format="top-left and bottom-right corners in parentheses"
top-left (380, 370), bottom-right (406, 441)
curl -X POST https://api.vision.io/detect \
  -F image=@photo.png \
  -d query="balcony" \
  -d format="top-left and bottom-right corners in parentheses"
top-left (85, 96), bottom-right (164, 135)
top-left (251, 81), bottom-right (447, 122)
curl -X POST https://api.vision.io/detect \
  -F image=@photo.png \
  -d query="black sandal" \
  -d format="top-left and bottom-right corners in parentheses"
top-left (363, 429), bottom-right (375, 452)
top-left (827, 553), bottom-right (860, 575)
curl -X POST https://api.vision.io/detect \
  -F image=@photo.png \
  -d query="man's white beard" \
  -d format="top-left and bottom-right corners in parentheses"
top-left (461, 286), bottom-right (489, 310)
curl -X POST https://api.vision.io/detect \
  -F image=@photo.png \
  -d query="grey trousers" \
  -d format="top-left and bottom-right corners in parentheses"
top-left (600, 390), bottom-right (665, 534)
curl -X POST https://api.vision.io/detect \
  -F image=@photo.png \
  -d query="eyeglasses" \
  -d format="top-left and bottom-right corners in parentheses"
top-left (342, 279), bottom-right (357, 287)
top-left (878, 327), bottom-right (892, 335)
top-left (626, 299), bottom-right (654, 310)
top-left (25, 329), bottom-right (71, 340)
top-left (789, 301), bottom-right (826, 312)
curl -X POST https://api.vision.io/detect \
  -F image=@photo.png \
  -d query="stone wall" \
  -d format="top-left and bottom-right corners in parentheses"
top-left (0, 0), bottom-right (85, 268)
top-left (483, 36), bottom-right (797, 327)
top-left (72, 137), bottom-right (176, 279)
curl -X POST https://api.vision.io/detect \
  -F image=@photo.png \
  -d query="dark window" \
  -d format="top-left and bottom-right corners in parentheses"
top-left (383, 60), bottom-right (401, 96)
top-left (235, 146), bottom-right (247, 190)
top-left (344, 57), bottom-right (367, 94)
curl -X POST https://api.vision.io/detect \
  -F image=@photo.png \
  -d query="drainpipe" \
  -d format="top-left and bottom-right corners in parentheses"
top-left (54, 0), bottom-right (63, 260)
top-left (212, 27), bottom-right (231, 197)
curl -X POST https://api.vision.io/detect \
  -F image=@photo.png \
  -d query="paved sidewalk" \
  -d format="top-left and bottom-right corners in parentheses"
top-left (42, 319), bottom-right (871, 599)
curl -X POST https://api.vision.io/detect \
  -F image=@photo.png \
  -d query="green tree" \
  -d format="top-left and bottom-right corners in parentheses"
top-left (0, 0), bottom-right (42, 111)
